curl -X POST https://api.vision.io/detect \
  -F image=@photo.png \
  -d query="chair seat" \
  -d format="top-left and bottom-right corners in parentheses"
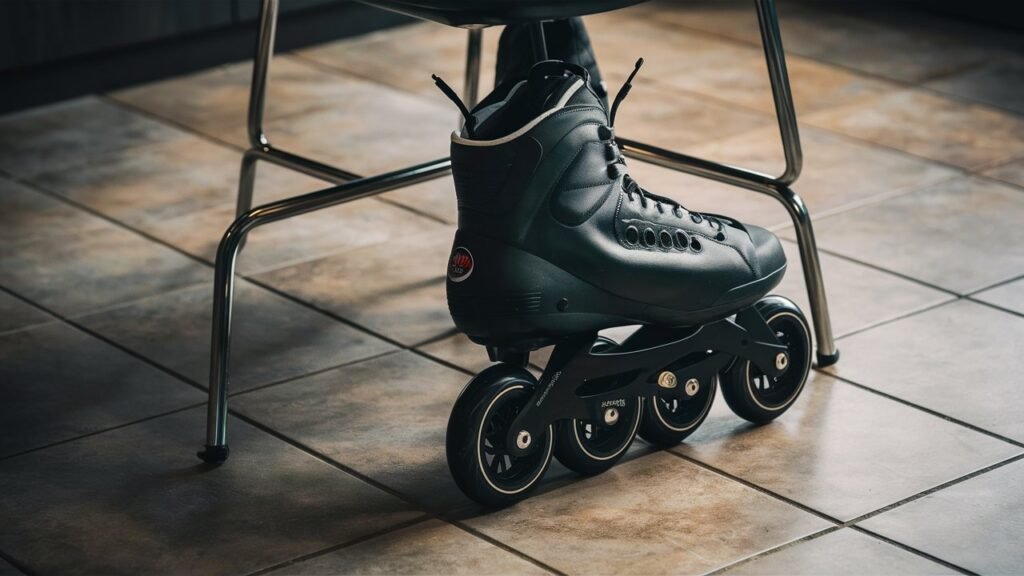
top-left (361, 0), bottom-right (648, 27)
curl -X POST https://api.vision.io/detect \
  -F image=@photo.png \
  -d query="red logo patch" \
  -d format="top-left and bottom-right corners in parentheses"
top-left (448, 246), bottom-right (474, 283)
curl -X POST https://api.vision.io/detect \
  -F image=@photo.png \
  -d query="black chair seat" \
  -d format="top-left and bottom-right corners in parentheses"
top-left (361, 0), bottom-right (647, 27)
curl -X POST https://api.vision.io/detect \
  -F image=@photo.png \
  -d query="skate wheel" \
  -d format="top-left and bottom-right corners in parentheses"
top-left (638, 373), bottom-right (716, 447)
top-left (721, 296), bottom-right (812, 424)
top-left (446, 364), bottom-right (553, 508)
top-left (555, 396), bottom-right (641, 476)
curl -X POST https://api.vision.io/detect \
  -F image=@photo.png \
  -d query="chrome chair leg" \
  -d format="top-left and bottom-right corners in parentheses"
top-left (463, 28), bottom-right (483, 109)
top-left (198, 159), bottom-right (451, 463)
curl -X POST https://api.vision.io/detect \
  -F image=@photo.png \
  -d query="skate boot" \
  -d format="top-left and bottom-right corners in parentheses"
top-left (435, 60), bottom-right (813, 507)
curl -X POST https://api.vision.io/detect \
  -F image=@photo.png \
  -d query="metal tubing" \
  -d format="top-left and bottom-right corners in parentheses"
top-left (202, 158), bottom-right (452, 457)
top-left (236, 150), bottom-right (259, 219)
top-left (755, 0), bottom-right (802, 185)
top-left (247, 0), bottom-right (278, 150)
top-left (529, 22), bottom-right (549, 61)
top-left (463, 29), bottom-right (483, 109)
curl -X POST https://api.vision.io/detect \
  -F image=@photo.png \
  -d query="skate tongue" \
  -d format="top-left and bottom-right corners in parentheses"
top-left (467, 60), bottom-right (592, 140)
top-left (523, 60), bottom-right (591, 112)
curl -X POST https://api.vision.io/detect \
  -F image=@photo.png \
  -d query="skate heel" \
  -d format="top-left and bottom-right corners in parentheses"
top-left (446, 231), bottom-right (633, 346)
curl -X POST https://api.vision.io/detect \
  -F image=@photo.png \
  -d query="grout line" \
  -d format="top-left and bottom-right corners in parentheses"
top-left (965, 272), bottom-right (1024, 296)
top-left (101, 94), bottom-right (249, 154)
top-left (227, 348), bottom-right (404, 399)
top-left (845, 453), bottom-right (1024, 526)
top-left (965, 297), bottom-right (1024, 321)
top-left (102, 75), bottom-right (455, 228)
top-left (244, 515), bottom-right (434, 576)
top-left (224, 409), bottom-right (564, 575)
top-left (819, 370), bottom-right (1024, 449)
top-left (0, 548), bottom-right (34, 576)
top-left (702, 526), bottom-right (843, 575)
top-left (829, 297), bottom-right (960, 343)
top-left (0, 402), bottom-right (205, 463)
top-left (847, 525), bottom-right (978, 576)
top-left (664, 449), bottom-right (844, 525)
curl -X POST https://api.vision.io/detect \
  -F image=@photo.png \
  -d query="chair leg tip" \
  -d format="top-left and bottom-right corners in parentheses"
top-left (816, 349), bottom-right (840, 368)
top-left (198, 444), bottom-right (230, 464)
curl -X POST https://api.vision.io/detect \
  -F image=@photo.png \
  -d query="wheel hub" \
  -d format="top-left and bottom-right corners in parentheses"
top-left (775, 352), bottom-right (789, 371)
top-left (603, 407), bottom-right (620, 426)
top-left (516, 430), bottom-right (532, 450)
top-left (684, 378), bottom-right (700, 397)
top-left (658, 371), bottom-right (677, 389)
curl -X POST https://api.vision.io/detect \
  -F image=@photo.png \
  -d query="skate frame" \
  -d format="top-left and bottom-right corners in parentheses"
top-left (197, 0), bottom-right (838, 463)
top-left (502, 308), bottom-right (789, 457)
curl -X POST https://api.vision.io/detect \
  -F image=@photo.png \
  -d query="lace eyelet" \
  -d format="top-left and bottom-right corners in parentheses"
top-left (659, 230), bottom-right (673, 248)
top-left (674, 230), bottom-right (688, 250)
top-left (643, 228), bottom-right (656, 247)
top-left (689, 236), bottom-right (703, 252)
top-left (624, 225), bottom-right (640, 245)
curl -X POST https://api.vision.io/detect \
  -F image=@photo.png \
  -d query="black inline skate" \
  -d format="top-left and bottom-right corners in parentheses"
top-left (433, 60), bottom-right (812, 507)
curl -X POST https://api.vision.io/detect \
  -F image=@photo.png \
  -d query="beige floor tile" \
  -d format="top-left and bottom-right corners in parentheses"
top-left (643, 1), bottom-right (997, 83)
top-left (465, 451), bottom-right (830, 575)
top-left (585, 15), bottom-right (754, 90)
top-left (0, 408), bottom-right (419, 576)
top-left (774, 240), bottom-right (953, 339)
top-left (0, 291), bottom-right (52, 335)
top-left (927, 58), bottom-right (1024, 115)
top-left (793, 176), bottom-right (1024, 294)
top-left (722, 528), bottom-right (955, 575)
top-left (380, 176), bottom-right (457, 224)
top-left (0, 97), bottom-right (184, 178)
top-left (805, 90), bottom-right (1024, 170)
top-left (613, 80), bottom-right (772, 153)
top-left (233, 351), bottom-right (476, 514)
top-left (0, 186), bottom-right (210, 317)
top-left (147, 196), bottom-right (440, 275)
top-left (982, 158), bottom-right (1024, 189)
top-left (31, 132), bottom-right (429, 274)
top-left (0, 323), bottom-right (201, 458)
top-left (262, 82), bottom-right (454, 176)
top-left (110, 56), bottom-right (367, 148)
top-left (297, 22), bottom-right (500, 108)
top-left (827, 300), bottom-right (1024, 443)
top-left (860, 458), bottom-right (1024, 575)
top-left (680, 126), bottom-right (960, 226)
top-left (972, 278), bottom-right (1024, 316)
top-left (418, 332), bottom-right (490, 374)
top-left (658, 50), bottom-right (898, 117)
top-left (75, 280), bottom-right (394, 391)
top-left (677, 371), bottom-right (1020, 520)
top-left (254, 227), bottom-right (455, 346)
top-left (33, 136), bottom-right (322, 227)
top-left (268, 519), bottom-right (548, 576)
top-left (0, 178), bottom-right (108, 248)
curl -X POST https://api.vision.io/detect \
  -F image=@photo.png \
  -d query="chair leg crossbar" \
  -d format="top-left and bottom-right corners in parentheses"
top-left (198, 0), bottom-right (838, 463)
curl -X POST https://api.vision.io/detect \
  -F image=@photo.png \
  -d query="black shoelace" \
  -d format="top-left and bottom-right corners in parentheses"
top-left (605, 59), bottom-right (723, 233)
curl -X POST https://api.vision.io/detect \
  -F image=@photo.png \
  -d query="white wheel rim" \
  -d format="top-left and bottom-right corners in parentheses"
top-left (476, 384), bottom-right (553, 495)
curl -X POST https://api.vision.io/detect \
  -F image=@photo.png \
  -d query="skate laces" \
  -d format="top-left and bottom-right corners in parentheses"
top-left (433, 74), bottom-right (476, 137)
top-left (604, 59), bottom-right (723, 234)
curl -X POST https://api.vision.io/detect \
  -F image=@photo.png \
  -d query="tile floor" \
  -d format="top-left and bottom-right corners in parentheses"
top-left (1, 1), bottom-right (1023, 574)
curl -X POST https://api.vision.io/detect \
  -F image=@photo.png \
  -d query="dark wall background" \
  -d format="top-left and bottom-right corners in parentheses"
top-left (0, 0), bottom-right (411, 114)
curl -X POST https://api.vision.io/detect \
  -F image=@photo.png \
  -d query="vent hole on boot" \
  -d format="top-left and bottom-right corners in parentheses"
top-left (643, 228), bottom-right (656, 246)
top-left (716, 232), bottom-right (725, 241)
top-left (675, 230), bottom-right (688, 250)
top-left (659, 230), bottom-right (673, 248)
top-left (690, 236), bottom-right (703, 252)
top-left (624, 226), bottom-right (639, 245)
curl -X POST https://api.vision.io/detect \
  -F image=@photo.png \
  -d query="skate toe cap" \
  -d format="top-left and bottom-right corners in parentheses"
top-left (747, 225), bottom-right (787, 276)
